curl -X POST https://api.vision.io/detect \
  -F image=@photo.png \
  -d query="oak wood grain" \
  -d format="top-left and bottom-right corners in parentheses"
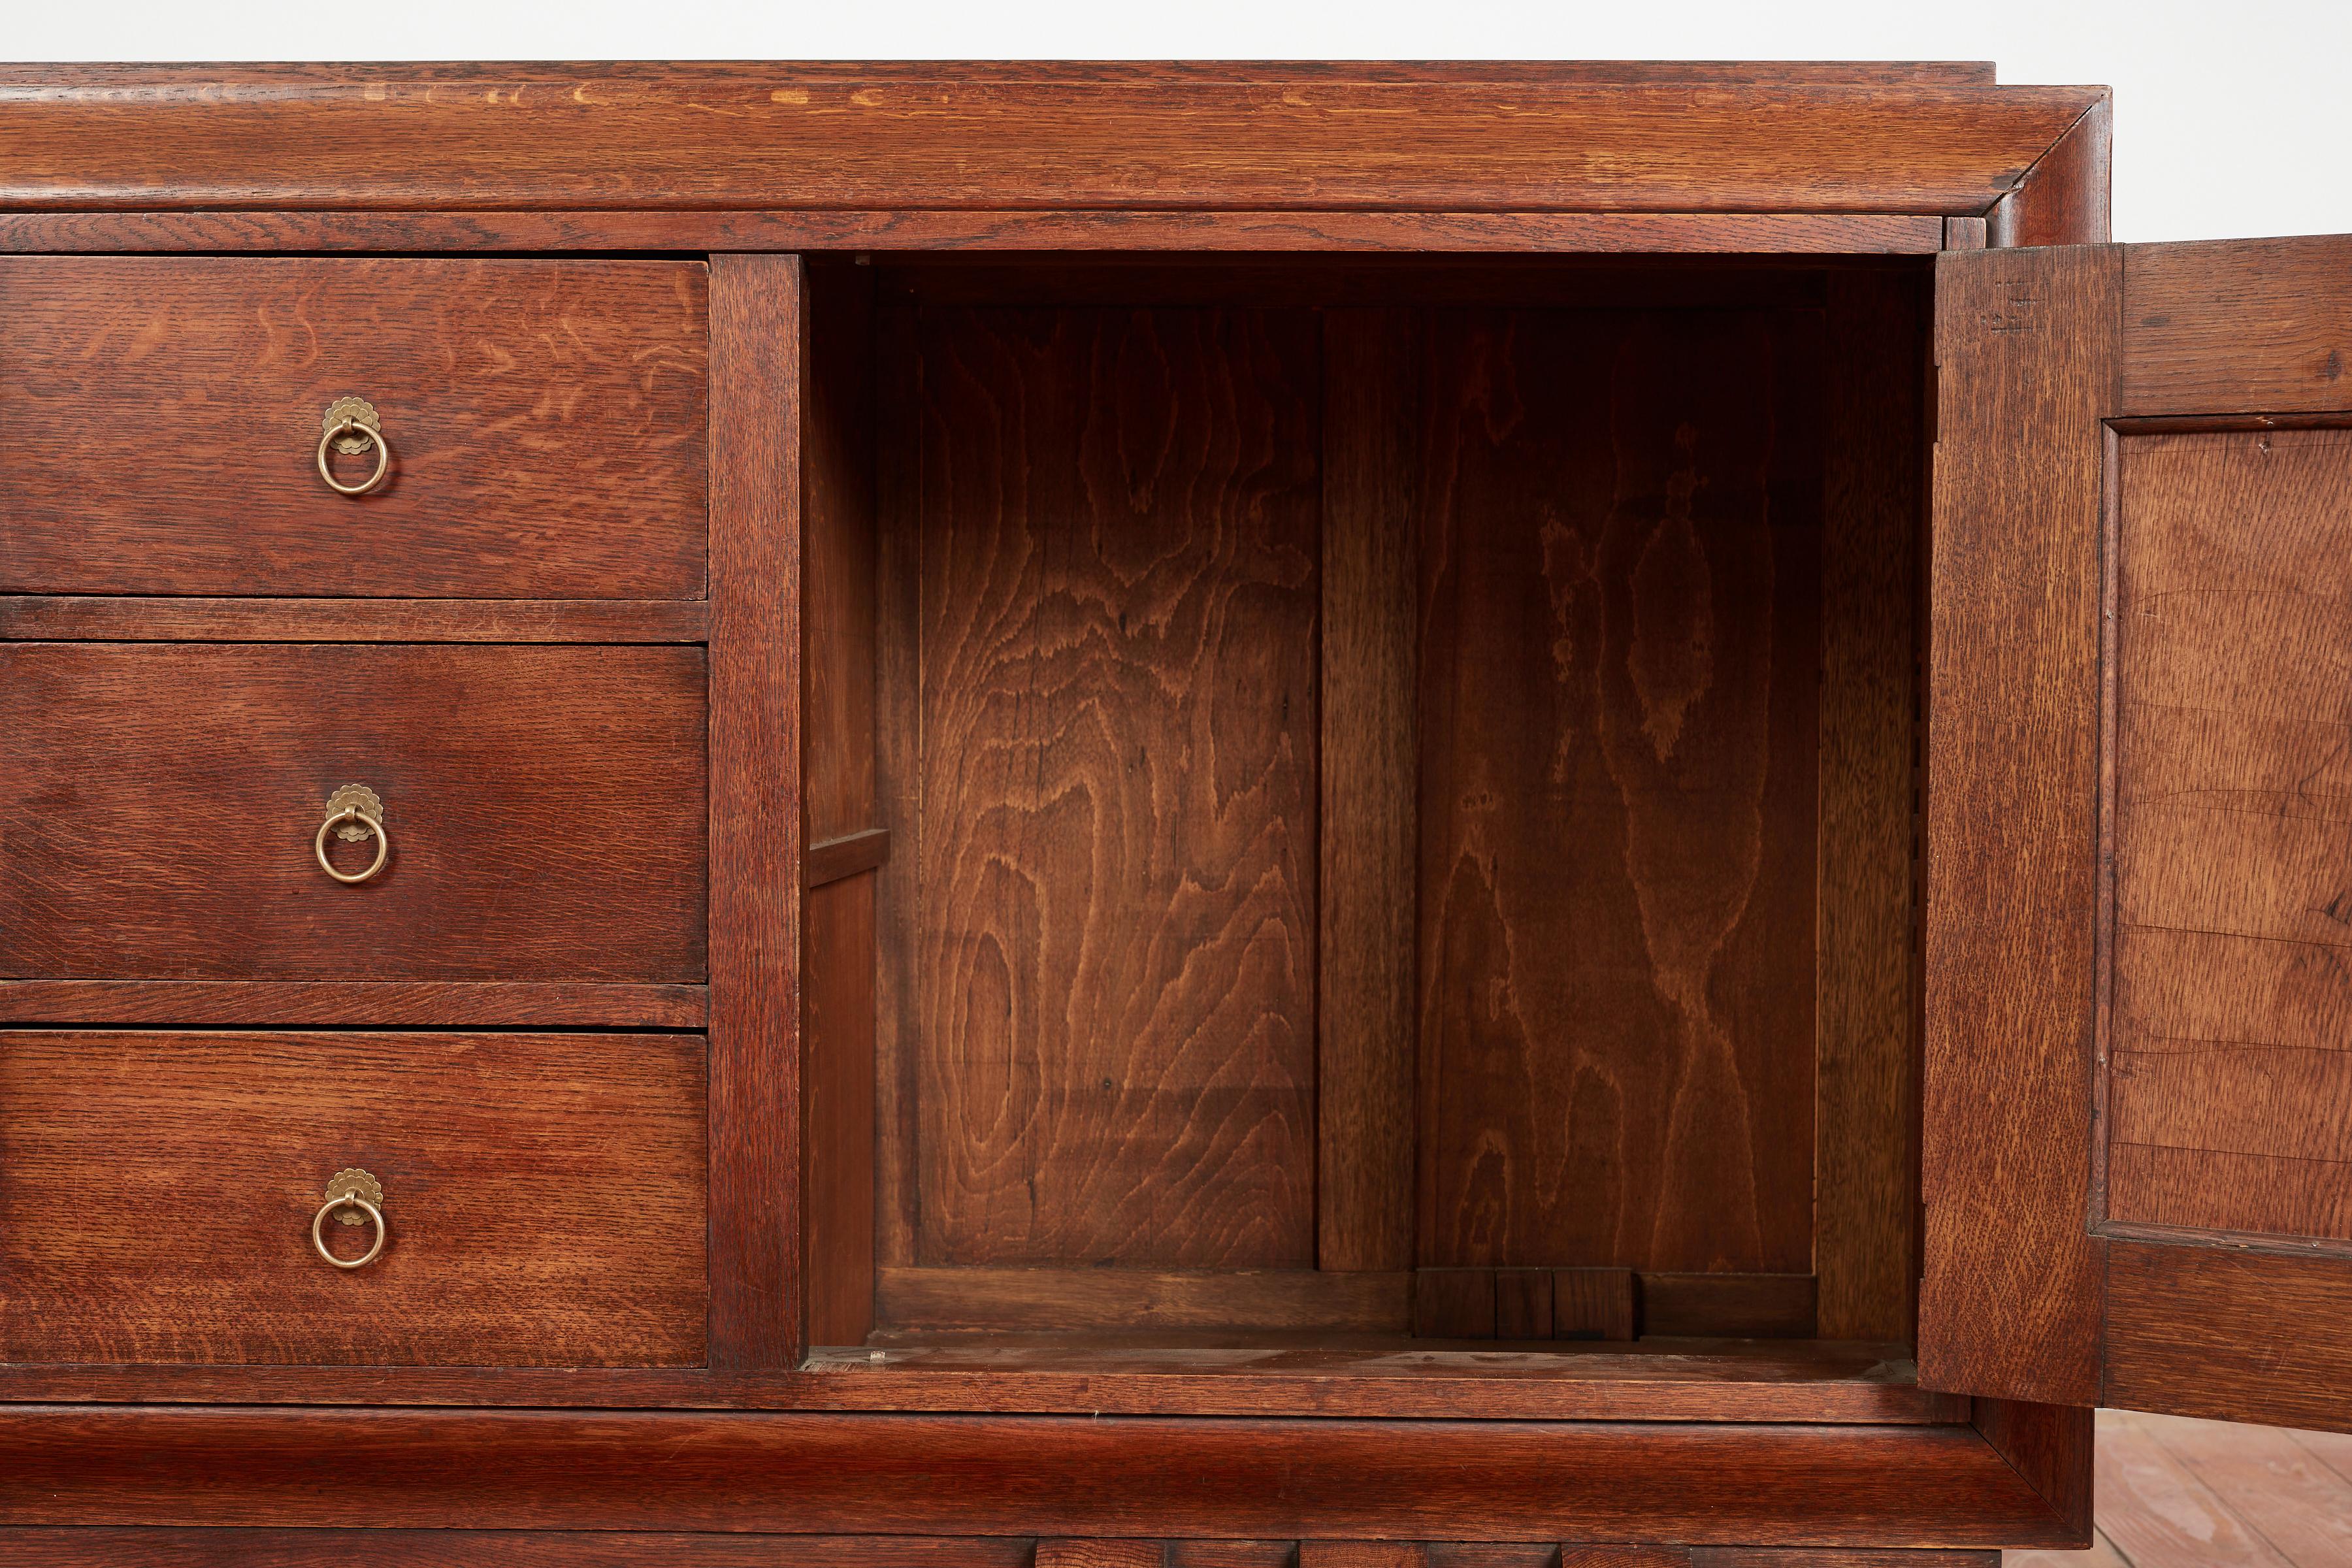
top-left (0, 644), bottom-right (707, 983)
top-left (1917, 242), bottom-right (2118, 1407)
top-left (706, 252), bottom-right (806, 1370)
top-left (2104, 1245), bottom-right (2352, 1434)
top-left (0, 597), bottom-right (708, 644)
top-left (0, 257), bottom-right (706, 599)
top-left (1985, 95), bottom-right (2110, 249)
top-left (2122, 237), bottom-right (2352, 416)
top-left (876, 1267), bottom-right (1407, 1334)
top-left (0, 209), bottom-right (1960, 258)
top-left (0, 72), bottom-right (2100, 216)
top-left (0, 980), bottom-right (706, 1030)
top-left (804, 875), bottom-right (878, 1347)
top-left (0, 1030), bottom-right (706, 1366)
top-left (2109, 427), bottom-right (2352, 1245)
top-left (0, 1407), bottom-right (2082, 1544)
top-left (894, 306), bottom-right (1320, 1270)
top-left (1415, 306), bottom-right (1821, 1277)
top-left (1318, 308), bottom-right (1420, 1273)
top-left (0, 1534), bottom-right (1039, 1568)
top-left (1816, 266), bottom-right (1928, 1343)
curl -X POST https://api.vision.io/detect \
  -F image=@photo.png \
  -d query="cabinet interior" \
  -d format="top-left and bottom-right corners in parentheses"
top-left (800, 254), bottom-right (1934, 1385)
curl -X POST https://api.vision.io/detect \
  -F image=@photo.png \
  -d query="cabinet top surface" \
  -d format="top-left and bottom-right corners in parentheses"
top-left (0, 61), bottom-right (2106, 218)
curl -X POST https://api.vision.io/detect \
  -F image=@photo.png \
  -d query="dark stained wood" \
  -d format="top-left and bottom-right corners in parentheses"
top-left (0, 597), bottom-right (708, 644)
top-left (1413, 1269), bottom-right (1495, 1340)
top-left (0, 72), bottom-right (2100, 215)
top-left (1918, 242), bottom-right (2118, 1408)
top-left (894, 307), bottom-right (1320, 1271)
top-left (0, 257), bottom-right (706, 600)
top-left (1641, 1273), bottom-right (1818, 1339)
top-left (706, 252), bottom-right (806, 1371)
top-left (1972, 1399), bottom-right (2095, 1543)
top-left (1494, 1269), bottom-right (1552, 1341)
top-left (1039, 1542), bottom-right (1168, 1568)
top-left (0, 1337), bottom-right (1963, 1422)
top-left (1299, 1547), bottom-right (1422, 1568)
top-left (1943, 218), bottom-right (1987, 251)
top-left (0, 1030), bottom-right (706, 1367)
top-left (804, 828), bottom-right (891, 889)
top-left (1816, 266), bottom-right (1928, 1343)
top-left (1416, 306), bottom-right (1821, 1277)
top-left (2123, 237), bottom-right (2352, 415)
top-left (0, 1407), bottom-right (2082, 1544)
top-left (878, 1267), bottom-right (1408, 1335)
top-left (800, 259), bottom-right (881, 1349)
top-left (1168, 1545), bottom-right (1295, 1568)
top-left (1553, 1268), bottom-right (1638, 1342)
top-left (873, 301), bottom-right (925, 1275)
top-left (2105, 1245), bottom-right (2352, 1435)
top-left (1558, 1550), bottom-right (1687, 1567)
top-left (1985, 95), bottom-right (2111, 248)
top-left (0, 980), bottom-right (706, 1029)
top-left (0, 1530), bottom-right (1039, 1566)
top-left (0, 644), bottom-right (707, 983)
top-left (1319, 309), bottom-right (1420, 1274)
top-left (804, 875), bottom-right (878, 1348)
top-left (0, 209), bottom-right (1958, 257)
top-left (2109, 427), bottom-right (2352, 1246)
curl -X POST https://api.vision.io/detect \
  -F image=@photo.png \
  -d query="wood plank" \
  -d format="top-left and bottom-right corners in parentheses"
top-left (0, 644), bottom-right (709, 983)
top-left (2123, 237), bottom-right (2352, 416)
top-left (2144, 1413), bottom-right (2352, 1566)
top-left (1972, 1398), bottom-right (2095, 1543)
top-left (1986, 95), bottom-right (2111, 248)
top-left (1416, 306), bottom-right (1820, 1276)
top-left (1918, 242), bottom-right (2119, 1407)
top-left (0, 73), bottom-right (2100, 215)
top-left (0, 1338), bottom-right (1963, 1423)
top-left (1641, 1273), bottom-right (1818, 1339)
top-left (2106, 1245), bottom-right (2352, 1433)
top-left (2091, 1409), bottom-right (2293, 1567)
top-left (804, 875), bottom-right (879, 1346)
top-left (0, 209), bottom-right (1961, 258)
top-left (1299, 1547), bottom-right (1423, 1568)
top-left (1816, 265), bottom-right (1927, 1343)
top-left (902, 307), bottom-right (1320, 1269)
top-left (1318, 308), bottom-right (1420, 1274)
top-left (1413, 1269), bottom-right (1496, 1339)
top-left (0, 980), bottom-right (706, 1030)
top-left (874, 302), bottom-right (924, 1274)
top-left (806, 828), bottom-right (892, 889)
top-left (706, 252), bottom-right (806, 1371)
top-left (0, 257), bottom-right (706, 600)
top-left (0, 598), bottom-right (709, 644)
top-left (1040, 1543), bottom-right (1168, 1568)
top-left (0, 1408), bottom-right (2080, 1544)
top-left (1552, 1268), bottom-right (1637, 1343)
top-left (0, 1030), bottom-right (706, 1367)
top-left (0, 1533), bottom-right (1039, 1568)
top-left (1168, 1545), bottom-right (1295, 1568)
top-left (877, 1266), bottom-right (1409, 1335)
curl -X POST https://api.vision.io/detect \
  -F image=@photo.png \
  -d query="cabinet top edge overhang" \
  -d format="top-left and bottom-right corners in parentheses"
top-left (0, 63), bottom-right (2108, 220)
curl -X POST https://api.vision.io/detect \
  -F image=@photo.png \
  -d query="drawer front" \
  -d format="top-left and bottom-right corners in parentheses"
top-left (0, 644), bottom-right (708, 982)
top-left (0, 1030), bottom-right (708, 1366)
top-left (0, 257), bottom-right (707, 598)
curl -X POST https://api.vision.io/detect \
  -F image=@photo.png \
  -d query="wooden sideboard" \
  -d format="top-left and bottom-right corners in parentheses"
top-left (2, 60), bottom-right (2349, 1565)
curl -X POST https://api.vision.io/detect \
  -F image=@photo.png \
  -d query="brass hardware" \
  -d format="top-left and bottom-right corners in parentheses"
top-left (312, 1168), bottom-right (387, 1270)
top-left (315, 783), bottom-right (390, 885)
top-left (316, 396), bottom-right (392, 496)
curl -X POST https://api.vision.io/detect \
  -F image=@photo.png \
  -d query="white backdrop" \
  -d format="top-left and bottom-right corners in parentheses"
top-left (10, 0), bottom-right (2349, 243)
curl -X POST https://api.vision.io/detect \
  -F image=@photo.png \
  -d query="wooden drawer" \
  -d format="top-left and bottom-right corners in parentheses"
top-left (0, 1030), bottom-right (706, 1366)
top-left (0, 257), bottom-right (707, 599)
top-left (0, 644), bottom-right (707, 982)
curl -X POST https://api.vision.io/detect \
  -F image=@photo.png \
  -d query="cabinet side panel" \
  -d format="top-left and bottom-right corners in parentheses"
top-left (906, 307), bottom-right (1322, 1269)
top-left (1919, 245), bottom-right (2118, 1405)
top-left (1416, 307), bottom-right (1821, 1275)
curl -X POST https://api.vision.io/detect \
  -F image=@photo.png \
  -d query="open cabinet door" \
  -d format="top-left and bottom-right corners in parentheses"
top-left (1922, 235), bottom-right (2352, 1432)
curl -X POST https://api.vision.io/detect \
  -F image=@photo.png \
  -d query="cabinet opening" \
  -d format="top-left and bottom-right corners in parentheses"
top-left (800, 255), bottom-right (1934, 1401)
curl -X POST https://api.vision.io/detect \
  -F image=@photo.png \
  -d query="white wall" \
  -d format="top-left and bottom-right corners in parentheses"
top-left (10, 0), bottom-right (2349, 242)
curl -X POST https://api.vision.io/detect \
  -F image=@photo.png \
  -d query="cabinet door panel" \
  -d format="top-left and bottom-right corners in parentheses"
top-left (1923, 235), bottom-right (2352, 1431)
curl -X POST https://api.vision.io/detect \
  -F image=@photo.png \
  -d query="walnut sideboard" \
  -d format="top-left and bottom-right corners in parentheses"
top-left (1, 60), bottom-right (2348, 1566)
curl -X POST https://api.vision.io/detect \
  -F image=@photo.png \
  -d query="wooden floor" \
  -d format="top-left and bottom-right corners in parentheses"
top-left (2008, 1408), bottom-right (2352, 1567)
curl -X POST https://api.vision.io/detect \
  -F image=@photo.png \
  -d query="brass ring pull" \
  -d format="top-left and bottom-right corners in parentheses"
top-left (316, 395), bottom-right (392, 497)
top-left (312, 1169), bottom-right (387, 1271)
top-left (315, 784), bottom-right (390, 885)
